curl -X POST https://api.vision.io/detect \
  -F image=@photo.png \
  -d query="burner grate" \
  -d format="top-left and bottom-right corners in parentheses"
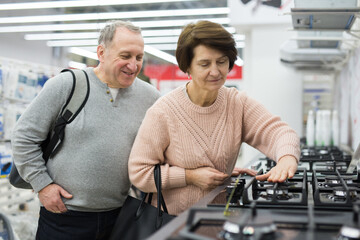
top-left (313, 169), bottom-right (360, 209)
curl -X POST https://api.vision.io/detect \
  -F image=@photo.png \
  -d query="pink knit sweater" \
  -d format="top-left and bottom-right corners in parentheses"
top-left (128, 85), bottom-right (300, 215)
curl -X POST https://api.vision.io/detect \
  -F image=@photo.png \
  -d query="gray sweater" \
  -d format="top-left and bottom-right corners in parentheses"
top-left (11, 67), bottom-right (160, 212)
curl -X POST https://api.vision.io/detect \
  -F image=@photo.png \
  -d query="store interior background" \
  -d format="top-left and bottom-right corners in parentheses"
top-left (0, 0), bottom-right (360, 238)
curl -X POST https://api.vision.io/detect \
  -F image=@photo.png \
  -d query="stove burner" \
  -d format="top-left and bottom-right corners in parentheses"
top-left (326, 165), bottom-right (347, 171)
top-left (266, 188), bottom-right (288, 195)
top-left (326, 187), bottom-right (359, 202)
top-left (339, 226), bottom-right (360, 239)
top-left (319, 149), bottom-right (329, 155)
top-left (334, 190), bottom-right (357, 198)
top-left (260, 180), bottom-right (297, 188)
top-left (220, 217), bottom-right (277, 240)
top-left (260, 192), bottom-right (293, 201)
top-left (318, 176), bottom-right (355, 188)
top-left (260, 187), bottom-right (293, 200)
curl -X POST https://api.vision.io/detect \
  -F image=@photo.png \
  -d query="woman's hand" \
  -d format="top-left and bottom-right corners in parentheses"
top-left (186, 167), bottom-right (228, 191)
top-left (256, 155), bottom-right (298, 182)
top-left (231, 167), bottom-right (257, 177)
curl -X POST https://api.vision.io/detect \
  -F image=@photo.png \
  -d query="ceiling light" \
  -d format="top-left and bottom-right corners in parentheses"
top-left (68, 60), bottom-right (87, 69)
top-left (72, 47), bottom-right (98, 52)
top-left (69, 46), bottom-right (178, 65)
top-left (144, 45), bottom-right (178, 65)
top-left (0, 0), bottom-right (198, 11)
top-left (145, 36), bottom-right (179, 44)
top-left (0, 8), bottom-right (229, 24)
top-left (0, 18), bottom-right (230, 33)
top-left (25, 32), bottom-right (100, 40)
top-left (47, 38), bottom-right (245, 48)
top-left (236, 42), bottom-right (245, 48)
top-left (47, 37), bottom-right (181, 47)
top-left (69, 47), bottom-right (98, 60)
top-left (24, 28), bottom-right (238, 41)
top-left (235, 57), bottom-right (244, 66)
top-left (147, 41), bottom-right (246, 49)
top-left (48, 40), bottom-right (98, 47)
top-left (143, 44), bottom-right (178, 51)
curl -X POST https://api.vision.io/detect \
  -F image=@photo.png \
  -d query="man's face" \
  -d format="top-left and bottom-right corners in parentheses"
top-left (98, 27), bottom-right (144, 88)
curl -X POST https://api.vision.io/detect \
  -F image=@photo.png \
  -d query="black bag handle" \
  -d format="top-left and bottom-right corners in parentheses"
top-left (154, 164), bottom-right (169, 228)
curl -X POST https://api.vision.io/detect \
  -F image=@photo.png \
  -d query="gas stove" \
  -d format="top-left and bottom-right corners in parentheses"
top-left (149, 146), bottom-right (360, 240)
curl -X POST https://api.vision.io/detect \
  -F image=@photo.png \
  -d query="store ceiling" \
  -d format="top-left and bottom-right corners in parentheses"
top-left (278, 0), bottom-right (360, 71)
top-left (0, 0), bottom-right (244, 67)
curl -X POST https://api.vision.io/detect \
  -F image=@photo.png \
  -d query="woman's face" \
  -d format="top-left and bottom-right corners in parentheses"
top-left (188, 44), bottom-right (229, 92)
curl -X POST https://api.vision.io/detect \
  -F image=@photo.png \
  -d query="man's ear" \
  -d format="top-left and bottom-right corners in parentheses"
top-left (97, 45), bottom-right (105, 62)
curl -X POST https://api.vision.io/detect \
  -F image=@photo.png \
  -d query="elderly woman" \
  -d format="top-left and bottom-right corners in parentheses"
top-left (128, 20), bottom-right (300, 215)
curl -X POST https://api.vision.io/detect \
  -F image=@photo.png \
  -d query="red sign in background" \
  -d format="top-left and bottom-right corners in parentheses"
top-left (144, 64), bottom-right (242, 81)
top-left (144, 64), bottom-right (243, 91)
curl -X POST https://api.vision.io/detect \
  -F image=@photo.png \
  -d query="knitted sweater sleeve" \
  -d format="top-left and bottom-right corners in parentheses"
top-left (128, 104), bottom-right (187, 193)
top-left (239, 92), bottom-right (300, 162)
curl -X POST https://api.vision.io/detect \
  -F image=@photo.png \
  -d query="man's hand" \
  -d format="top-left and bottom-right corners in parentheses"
top-left (256, 155), bottom-right (298, 182)
top-left (38, 183), bottom-right (73, 213)
top-left (231, 167), bottom-right (257, 177)
top-left (186, 167), bottom-right (228, 191)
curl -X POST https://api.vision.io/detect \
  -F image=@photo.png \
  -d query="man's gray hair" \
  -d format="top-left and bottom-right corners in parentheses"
top-left (98, 20), bottom-right (142, 47)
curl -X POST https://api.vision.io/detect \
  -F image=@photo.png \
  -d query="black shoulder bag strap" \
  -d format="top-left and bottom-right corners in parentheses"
top-left (42, 69), bottom-right (90, 161)
top-left (10, 69), bottom-right (90, 189)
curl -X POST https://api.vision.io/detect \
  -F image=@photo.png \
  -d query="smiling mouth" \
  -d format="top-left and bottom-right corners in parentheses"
top-left (122, 70), bottom-right (135, 76)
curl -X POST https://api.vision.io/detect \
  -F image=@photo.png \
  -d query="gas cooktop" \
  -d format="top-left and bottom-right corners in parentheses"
top-left (148, 146), bottom-right (360, 240)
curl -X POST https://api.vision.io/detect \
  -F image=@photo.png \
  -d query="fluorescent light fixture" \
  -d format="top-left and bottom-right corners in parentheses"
top-left (69, 45), bottom-right (178, 65)
top-left (73, 47), bottom-right (98, 53)
top-left (48, 38), bottom-right (245, 48)
top-left (69, 47), bottom-right (98, 60)
top-left (0, 18), bottom-right (230, 33)
top-left (144, 45), bottom-right (178, 65)
top-left (68, 60), bottom-right (87, 69)
top-left (0, 8), bottom-right (229, 24)
top-left (234, 34), bottom-right (246, 41)
top-left (48, 40), bottom-right (98, 47)
top-left (145, 37), bottom-right (179, 44)
top-left (143, 44), bottom-right (178, 51)
top-left (290, 36), bottom-right (357, 41)
top-left (147, 42), bottom-right (245, 50)
top-left (236, 42), bottom-right (245, 48)
top-left (48, 37), bottom-right (184, 47)
top-left (25, 32), bottom-right (101, 41)
top-left (24, 28), bottom-right (238, 41)
top-left (73, 44), bottom-right (246, 54)
top-left (235, 57), bottom-right (244, 66)
top-left (0, 0), bottom-right (198, 11)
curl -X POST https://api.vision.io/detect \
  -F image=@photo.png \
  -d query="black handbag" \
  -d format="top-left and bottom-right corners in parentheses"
top-left (109, 165), bottom-right (176, 240)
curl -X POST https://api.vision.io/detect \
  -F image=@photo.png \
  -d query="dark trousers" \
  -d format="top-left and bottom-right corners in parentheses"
top-left (36, 206), bottom-right (121, 240)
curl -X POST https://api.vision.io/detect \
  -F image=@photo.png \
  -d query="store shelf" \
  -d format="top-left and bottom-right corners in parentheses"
top-left (281, 7), bottom-right (359, 70)
top-left (290, 8), bottom-right (360, 30)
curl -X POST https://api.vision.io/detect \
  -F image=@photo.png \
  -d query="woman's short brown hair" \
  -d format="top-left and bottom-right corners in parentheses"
top-left (176, 20), bottom-right (238, 74)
